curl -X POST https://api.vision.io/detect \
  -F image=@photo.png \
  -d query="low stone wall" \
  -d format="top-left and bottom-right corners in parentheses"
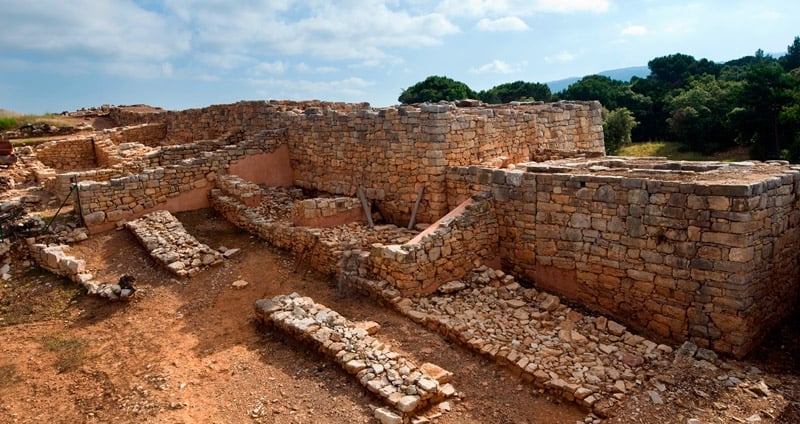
top-left (445, 160), bottom-right (800, 357)
top-left (125, 210), bottom-right (224, 276)
top-left (77, 130), bottom-right (289, 231)
top-left (368, 194), bottom-right (499, 295)
top-left (292, 197), bottom-right (364, 228)
top-left (35, 136), bottom-right (96, 171)
top-left (108, 123), bottom-right (167, 147)
top-left (28, 242), bottom-right (132, 300)
top-left (255, 293), bottom-right (456, 419)
top-left (215, 175), bottom-right (262, 207)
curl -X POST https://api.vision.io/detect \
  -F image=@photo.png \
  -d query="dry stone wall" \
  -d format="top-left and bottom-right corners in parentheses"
top-left (35, 136), bottom-right (96, 171)
top-left (445, 160), bottom-right (800, 357)
top-left (77, 130), bottom-right (288, 230)
top-left (369, 193), bottom-right (499, 295)
top-left (107, 100), bottom-right (603, 226)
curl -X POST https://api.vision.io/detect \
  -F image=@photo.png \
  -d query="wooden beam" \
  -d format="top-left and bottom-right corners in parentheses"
top-left (408, 186), bottom-right (425, 230)
top-left (357, 186), bottom-right (374, 228)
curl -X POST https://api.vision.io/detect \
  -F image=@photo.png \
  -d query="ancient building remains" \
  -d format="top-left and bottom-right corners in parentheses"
top-left (26, 100), bottom-right (800, 364)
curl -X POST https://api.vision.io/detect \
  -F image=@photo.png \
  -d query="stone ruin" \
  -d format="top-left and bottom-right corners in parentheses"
top-left (6, 99), bottom-right (800, 418)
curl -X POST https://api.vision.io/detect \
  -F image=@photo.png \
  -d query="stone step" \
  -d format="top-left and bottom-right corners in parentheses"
top-left (255, 293), bottom-right (456, 418)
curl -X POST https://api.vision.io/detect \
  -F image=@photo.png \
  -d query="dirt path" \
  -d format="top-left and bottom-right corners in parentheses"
top-left (0, 209), bottom-right (584, 423)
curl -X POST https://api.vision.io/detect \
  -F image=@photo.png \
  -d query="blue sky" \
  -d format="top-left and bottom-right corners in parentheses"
top-left (1, 0), bottom-right (798, 114)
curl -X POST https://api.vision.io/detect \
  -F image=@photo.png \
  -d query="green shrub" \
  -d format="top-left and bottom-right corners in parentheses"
top-left (0, 117), bottom-right (18, 131)
top-left (603, 107), bottom-right (638, 155)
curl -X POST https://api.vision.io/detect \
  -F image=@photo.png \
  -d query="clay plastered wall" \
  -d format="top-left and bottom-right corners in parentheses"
top-left (369, 194), bottom-right (499, 295)
top-left (107, 100), bottom-right (603, 226)
top-left (447, 164), bottom-right (800, 358)
top-left (35, 136), bottom-right (96, 171)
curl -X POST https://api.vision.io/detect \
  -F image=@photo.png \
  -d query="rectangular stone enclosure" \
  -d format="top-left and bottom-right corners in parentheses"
top-left (37, 100), bottom-right (799, 358)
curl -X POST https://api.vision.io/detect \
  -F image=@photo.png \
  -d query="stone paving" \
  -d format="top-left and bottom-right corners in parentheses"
top-left (349, 266), bottom-right (676, 418)
top-left (255, 293), bottom-right (457, 420)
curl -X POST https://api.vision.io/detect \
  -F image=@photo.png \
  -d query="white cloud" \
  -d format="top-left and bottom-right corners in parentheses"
top-left (437, 0), bottom-right (608, 17)
top-left (166, 0), bottom-right (459, 67)
top-left (249, 61), bottom-right (288, 76)
top-left (470, 60), bottom-right (516, 74)
top-left (249, 76), bottom-right (375, 100)
top-left (544, 51), bottom-right (577, 64)
top-left (621, 25), bottom-right (647, 36)
top-left (476, 16), bottom-right (529, 32)
top-left (0, 1), bottom-right (190, 62)
top-left (535, 0), bottom-right (608, 13)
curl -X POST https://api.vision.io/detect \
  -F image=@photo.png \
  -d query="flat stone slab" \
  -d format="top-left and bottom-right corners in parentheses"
top-left (255, 293), bottom-right (456, 417)
top-left (125, 210), bottom-right (223, 276)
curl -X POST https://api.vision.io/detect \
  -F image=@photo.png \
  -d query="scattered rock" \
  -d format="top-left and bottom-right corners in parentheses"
top-left (232, 279), bottom-right (249, 289)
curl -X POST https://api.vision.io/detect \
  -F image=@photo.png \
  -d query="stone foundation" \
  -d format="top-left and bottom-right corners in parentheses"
top-left (125, 210), bottom-right (224, 276)
top-left (255, 293), bottom-right (456, 418)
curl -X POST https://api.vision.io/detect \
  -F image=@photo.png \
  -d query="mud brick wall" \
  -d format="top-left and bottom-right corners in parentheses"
top-left (369, 194), bottom-right (499, 295)
top-left (446, 165), bottom-right (800, 357)
top-left (35, 136), bottom-right (97, 171)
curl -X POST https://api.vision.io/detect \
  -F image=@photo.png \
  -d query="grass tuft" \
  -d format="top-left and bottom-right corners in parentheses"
top-left (0, 364), bottom-right (22, 387)
top-left (41, 336), bottom-right (87, 373)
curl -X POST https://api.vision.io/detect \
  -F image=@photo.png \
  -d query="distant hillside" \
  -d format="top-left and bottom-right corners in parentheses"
top-left (0, 109), bottom-right (23, 117)
top-left (546, 66), bottom-right (650, 93)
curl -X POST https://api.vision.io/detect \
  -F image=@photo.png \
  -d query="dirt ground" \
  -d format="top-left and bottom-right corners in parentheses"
top-left (0, 209), bottom-right (587, 424)
top-left (2, 208), bottom-right (799, 423)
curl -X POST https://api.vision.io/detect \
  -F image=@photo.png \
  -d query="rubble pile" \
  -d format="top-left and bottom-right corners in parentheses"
top-left (351, 267), bottom-right (676, 418)
top-left (125, 210), bottom-right (223, 276)
top-left (255, 293), bottom-right (457, 421)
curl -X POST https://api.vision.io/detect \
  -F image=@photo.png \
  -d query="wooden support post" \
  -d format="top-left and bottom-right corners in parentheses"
top-left (357, 186), bottom-right (374, 228)
top-left (408, 186), bottom-right (425, 230)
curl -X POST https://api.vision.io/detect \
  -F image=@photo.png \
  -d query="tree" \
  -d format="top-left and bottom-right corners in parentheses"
top-left (666, 75), bottom-right (739, 153)
top-left (398, 76), bottom-right (476, 104)
top-left (728, 63), bottom-right (799, 159)
top-left (603, 107), bottom-right (638, 155)
top-left (477, 81), bottom-right (551, 103)
top-left (779, 36), bottom-right (800, 72)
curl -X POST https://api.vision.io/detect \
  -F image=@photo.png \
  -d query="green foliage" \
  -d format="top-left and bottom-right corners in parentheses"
top-left (0, 116), bottom-right (18, 131)
top-left (603, 107), bottom-right (638, 155)
top-left (728, 63), bottom-right (799, 160)
top-left (666, 75), bottom-right (740, 153)
top-left (779, 36), bottom-right (800, 72)
top-left (478, 81), bottom-right (551, 103)
top-left (617, 141), bottom-right (750, 161)
top-left (398, 75), bottom-right (476, 104)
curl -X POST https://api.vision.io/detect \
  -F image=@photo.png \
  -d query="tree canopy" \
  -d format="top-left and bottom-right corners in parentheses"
top-left (477, 81), bottom-right (551, 103)
top-left (398, 76), bottom-right (476, 104)
top-left (397, 35), bottom-right (800, 162)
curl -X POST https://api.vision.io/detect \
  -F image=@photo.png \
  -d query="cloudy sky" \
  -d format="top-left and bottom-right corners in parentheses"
top-left (1, 0), bottom-right (798, 113)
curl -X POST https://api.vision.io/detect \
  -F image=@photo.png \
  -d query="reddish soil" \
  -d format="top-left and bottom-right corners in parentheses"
top-left (0, 209), bottom-right (584, 423)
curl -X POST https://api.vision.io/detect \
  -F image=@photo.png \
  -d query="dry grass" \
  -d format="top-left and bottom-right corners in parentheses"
top-left (42, 336), bottom-right (87, 373)
top-left (0, 364), bottom-right (22, 387)
top-left (618, 141), bottom-right (751, 162)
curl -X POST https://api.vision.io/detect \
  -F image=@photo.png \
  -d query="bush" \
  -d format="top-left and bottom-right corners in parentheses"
top-left (0, 117), bottom-right (18, 131)
top-left (603, 107), bottom-right (638, 155)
